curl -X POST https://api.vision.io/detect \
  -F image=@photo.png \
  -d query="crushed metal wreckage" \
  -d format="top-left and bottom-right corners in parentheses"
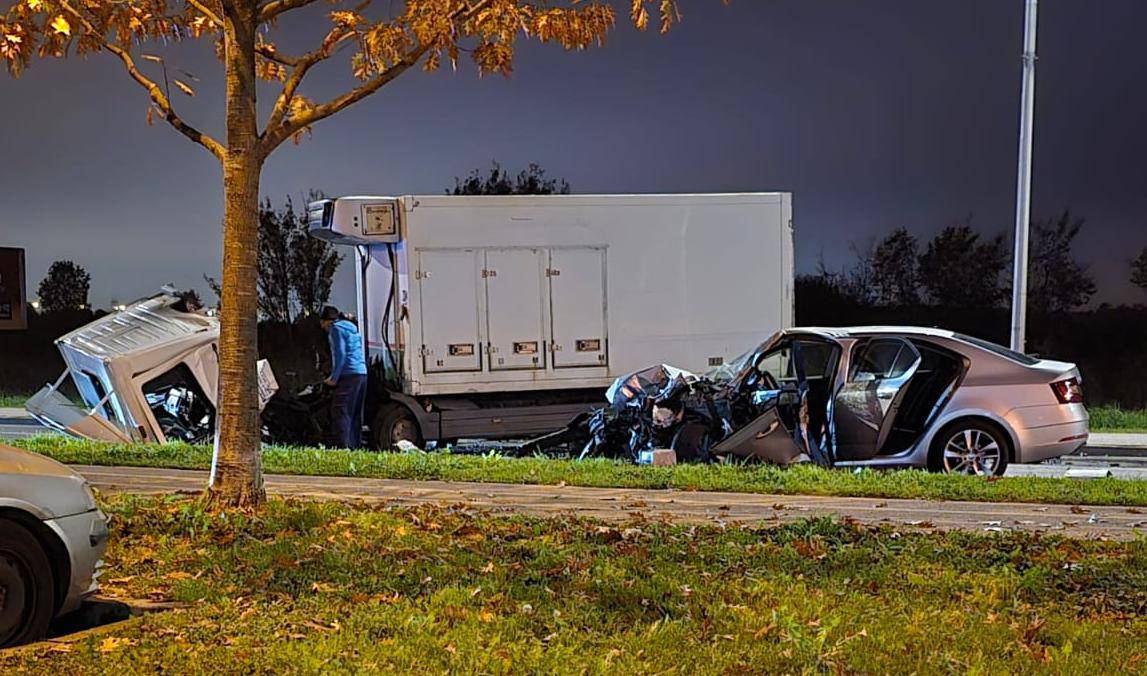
top-left (24, 291), bottom-right (327, 446)
top-left (523, 336), bottom-right (834, 466)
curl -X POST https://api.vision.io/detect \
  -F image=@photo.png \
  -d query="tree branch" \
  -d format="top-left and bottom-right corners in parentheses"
top-left (257, 0), bottom-right (321, 23)
top-left (184, 0), bottom-right (223, 27)
top-left (260, 0), bottom-right (496, 155)
top-left (257, 45), bottom-right (300, 67)
top-left (57, 0), bottom-right (226, 161)
top-left (262, 42), bottom-right (428, 154)
top-left (262, 30), bottom-right (353, 139)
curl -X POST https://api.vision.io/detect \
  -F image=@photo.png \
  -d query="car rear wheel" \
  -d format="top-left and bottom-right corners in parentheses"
top-left (370, 402), bottom-right (424, 451)
top-left (0, 518), bottom-right (56, 648)
top-left (930, 421), bottom-right (1009, 477)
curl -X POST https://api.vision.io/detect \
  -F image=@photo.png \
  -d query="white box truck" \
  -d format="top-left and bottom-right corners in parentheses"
top-left (308, 193), bottom-right (794, 449)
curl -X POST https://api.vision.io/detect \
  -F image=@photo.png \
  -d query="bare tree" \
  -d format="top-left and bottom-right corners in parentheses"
top-left (919, 223), bottom-right (1008, 308)
top-left (1027, 211), bottom-right (1095, 313)
top-left (290, 193), bottom-right (342, 317)
top-left (1132, 248), bottom-right (1147, 294)
top-left (871, 228), bottom-right (920, 306)
top-left (257, 198), bottom-right (294, 323)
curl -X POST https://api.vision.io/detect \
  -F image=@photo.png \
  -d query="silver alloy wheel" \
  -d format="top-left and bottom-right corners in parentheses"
top-left (942, 428), bottom-right (1003, 475)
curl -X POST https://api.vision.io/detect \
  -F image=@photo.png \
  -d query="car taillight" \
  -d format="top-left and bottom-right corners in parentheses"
top-left (1051, 377), bottom-right (1083, 404)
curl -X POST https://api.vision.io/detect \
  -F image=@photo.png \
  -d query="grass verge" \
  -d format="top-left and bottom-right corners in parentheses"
top-left (0, 392), bottom-right (28, 408)
top-left (1090, 406), bottom-right (1147, 433)
top-left (12, 434), bottom-right (1147, 506)
top-left (4, 496), bottom-right (1145, 674)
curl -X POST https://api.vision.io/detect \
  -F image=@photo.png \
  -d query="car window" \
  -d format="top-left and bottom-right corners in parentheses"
top-left (757, 340), bottom-right (838, 382)
top-left (796, 341), bottom-right (837, 380)
top-left (849, 339), bottom-right (915, 382)
top-left (954, 333), bottom-right (1040, 366)
top-left (757, 345), bottom-right (794, 382)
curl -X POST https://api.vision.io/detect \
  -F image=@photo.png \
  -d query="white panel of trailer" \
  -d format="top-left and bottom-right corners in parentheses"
top-left (549, 247), bottom-right (607, 368)
top-left (332, 193), bottom-right (793, 396)
top-left (417, 249), bottom-right (482, 373)
top-left (484, 248), bottom-right (546, 371)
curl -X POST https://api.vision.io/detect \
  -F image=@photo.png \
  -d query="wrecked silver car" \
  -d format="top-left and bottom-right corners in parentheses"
top-left (530, 327), bottom-right (1090, 476)
top-left (25, 293), bottom-right (280, 445)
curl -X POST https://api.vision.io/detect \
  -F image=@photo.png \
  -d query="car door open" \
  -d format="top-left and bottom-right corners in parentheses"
top-left (833, 337), bottom-right (922, 460)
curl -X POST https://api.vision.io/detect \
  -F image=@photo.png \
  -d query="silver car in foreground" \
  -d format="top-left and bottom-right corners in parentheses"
top-left (0, 444), bottom-right (107, 647)
top-left (753, 327), bottom-right (1089, 474)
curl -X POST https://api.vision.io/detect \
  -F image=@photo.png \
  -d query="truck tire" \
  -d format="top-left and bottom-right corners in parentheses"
top-left (0, 517), bottom-right (56, 648)
top-left (371, 402), bottom-right (425, 451)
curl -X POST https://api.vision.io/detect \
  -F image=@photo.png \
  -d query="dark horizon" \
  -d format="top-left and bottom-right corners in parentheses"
top-left (2, 0), bottom-right (1146, 309)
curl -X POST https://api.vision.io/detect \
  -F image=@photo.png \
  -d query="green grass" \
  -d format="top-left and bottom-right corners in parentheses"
top-left (4, 496), bottom-right (1145, 674)
top-left (12, 434), bottom-right (1147, 506)
top-left (0, 392), bottom-right (28, 408)
top-left (1090, 406), bottom-right (1147, 433)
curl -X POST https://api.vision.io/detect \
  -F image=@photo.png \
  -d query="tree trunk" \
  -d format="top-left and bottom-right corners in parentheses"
top-left (207, 2), bottom-right (265, 508)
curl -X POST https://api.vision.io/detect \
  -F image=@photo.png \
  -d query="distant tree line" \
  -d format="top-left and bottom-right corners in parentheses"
top-left (450, 162), bottom-right (571, 196)
top-left (804, 211), bottom-right (1101, 314)
top-left (797, 212), bottom-right (1147, 408)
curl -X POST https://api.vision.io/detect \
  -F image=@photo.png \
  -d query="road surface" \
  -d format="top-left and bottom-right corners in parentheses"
top-left (74, 464), bottom-right (1147, 540)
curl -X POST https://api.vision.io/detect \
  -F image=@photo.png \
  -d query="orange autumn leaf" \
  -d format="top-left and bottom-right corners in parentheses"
top-left (50, 15), bottom-right (70, 37)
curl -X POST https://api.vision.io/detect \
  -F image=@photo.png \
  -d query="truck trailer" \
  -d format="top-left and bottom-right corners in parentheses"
top-left (308, 192), bottom-right (795, 449)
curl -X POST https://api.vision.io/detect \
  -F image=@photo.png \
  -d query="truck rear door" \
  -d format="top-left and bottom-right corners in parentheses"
top-left (484, 248), bottom-right (546, 370)
top-left (548, 247), bottom-right (608, 368)
top-left (418, 249), bottom-right (482, 372)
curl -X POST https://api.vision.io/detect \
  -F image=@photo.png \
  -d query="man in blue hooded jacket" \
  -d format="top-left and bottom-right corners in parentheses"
top-left (321, 305), bottom-right (368, 448)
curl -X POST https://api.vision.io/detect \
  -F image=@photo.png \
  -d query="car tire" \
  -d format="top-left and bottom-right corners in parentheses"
top-left (928, 419), bottom-right (1010, 477)
top-left (370, 402), bottom-right (424, 451)
top-left (0, 518), bottom-right (56, 648)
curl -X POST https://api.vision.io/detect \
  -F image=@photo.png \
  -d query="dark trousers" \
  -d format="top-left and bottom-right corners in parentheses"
top-left (330, 373), bottom-right (367, 449)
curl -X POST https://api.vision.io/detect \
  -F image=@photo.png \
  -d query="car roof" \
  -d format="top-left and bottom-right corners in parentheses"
top-left (785, 326), bottom-right (958, 340)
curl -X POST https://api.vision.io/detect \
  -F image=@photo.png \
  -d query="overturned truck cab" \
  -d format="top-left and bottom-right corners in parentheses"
top-left (25, 293), bottom-right (280, 445)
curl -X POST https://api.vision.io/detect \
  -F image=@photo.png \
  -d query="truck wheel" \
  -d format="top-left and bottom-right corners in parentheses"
top-left (371, 403), bottom-right (424, 451)
top-left (0, 518), bottom-right (56, 648)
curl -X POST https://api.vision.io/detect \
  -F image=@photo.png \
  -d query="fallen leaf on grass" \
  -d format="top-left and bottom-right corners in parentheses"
top-left (99, 637), bottom-right (138, 653)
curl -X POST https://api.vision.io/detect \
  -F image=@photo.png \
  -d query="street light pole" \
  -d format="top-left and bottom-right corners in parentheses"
top-left (1010, 0), bottom-right (1039, 352)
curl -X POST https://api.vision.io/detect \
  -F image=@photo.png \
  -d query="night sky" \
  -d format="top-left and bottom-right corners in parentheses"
top-left (1, 0), bottom-right (1145, 310)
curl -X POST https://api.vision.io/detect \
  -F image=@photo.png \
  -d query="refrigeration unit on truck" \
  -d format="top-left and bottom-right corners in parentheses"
top-left (308, 192), bottom-right (795, 449)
